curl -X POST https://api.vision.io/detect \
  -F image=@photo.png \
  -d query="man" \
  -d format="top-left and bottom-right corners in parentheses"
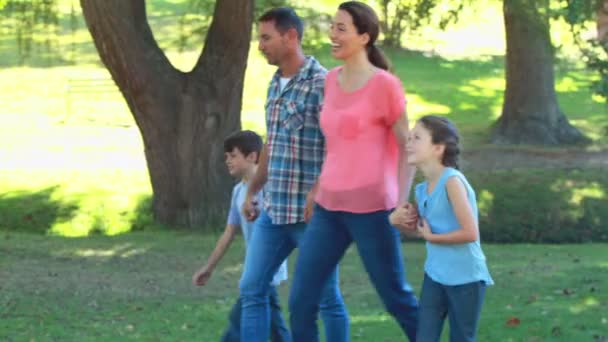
top-left (239, 7), bottom-right (350, 342)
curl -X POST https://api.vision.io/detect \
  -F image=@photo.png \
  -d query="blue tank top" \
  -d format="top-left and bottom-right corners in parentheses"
top-left (415, 167), bottom-right (494, 286)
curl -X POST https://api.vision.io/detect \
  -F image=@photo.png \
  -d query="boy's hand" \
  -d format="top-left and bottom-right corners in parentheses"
top-left (304, 190), bottom-right (315, 223)
top-left (242, 194), bottom-right (259, 222)
top-left (192, 266), bottom-right (213, 286)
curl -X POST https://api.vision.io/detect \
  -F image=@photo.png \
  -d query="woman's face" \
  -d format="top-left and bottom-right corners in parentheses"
top-left (329, 9), bottom-right (369, 60)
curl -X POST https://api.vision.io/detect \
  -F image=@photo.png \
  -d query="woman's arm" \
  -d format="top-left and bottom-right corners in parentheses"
top-left (392, 114), bottom-right (416, 207)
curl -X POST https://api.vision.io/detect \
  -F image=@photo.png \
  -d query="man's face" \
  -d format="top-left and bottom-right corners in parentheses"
top-left (258, 20), bottom-right (288, 66)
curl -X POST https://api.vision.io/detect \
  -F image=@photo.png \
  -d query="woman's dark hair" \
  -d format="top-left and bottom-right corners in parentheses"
top-left (224, 130), bottom-right (263, 163)
top-left (338, 1), bottom-right (390, 70)
top-left (258, 7), bottom-right (304, 41)
top-left (419, 115), bottom-right (461, 169)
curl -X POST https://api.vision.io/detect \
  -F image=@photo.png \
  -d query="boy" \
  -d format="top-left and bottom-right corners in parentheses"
top-left (192, 130), bottom-right (289, 342)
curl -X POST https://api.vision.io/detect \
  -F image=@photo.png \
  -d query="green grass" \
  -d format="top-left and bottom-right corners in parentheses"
top-left (1, 231), bottom-right (607, 341)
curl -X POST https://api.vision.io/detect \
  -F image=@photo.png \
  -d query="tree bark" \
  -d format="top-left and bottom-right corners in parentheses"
top-left (493, 0), bottom-right (588, 145)
top-left (80, 0), bottom-right (253, 228)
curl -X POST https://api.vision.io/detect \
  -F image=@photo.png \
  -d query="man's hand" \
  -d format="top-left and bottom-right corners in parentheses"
top-left (242, 194), bottom-right (260, 222)
top-left (304, 190), bottom-right (315, 223)
top-left (192, 266), bottom-right (213, 286)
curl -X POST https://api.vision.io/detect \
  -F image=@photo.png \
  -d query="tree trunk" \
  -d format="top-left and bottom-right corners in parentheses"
top-left (493, 0), bottom-right (588, 145)
top-left (80, 0), bottom-right (253, 228)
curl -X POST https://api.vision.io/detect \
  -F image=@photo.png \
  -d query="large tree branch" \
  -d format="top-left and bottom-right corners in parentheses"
top-left (193, 0), bottom-right (253, 81)
top-left (80, 0), bottom-right (180, 115)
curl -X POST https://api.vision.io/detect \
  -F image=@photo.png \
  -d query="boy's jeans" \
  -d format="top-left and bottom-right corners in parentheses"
top-left (289, 204), bottom-right (419, 342)
top-left (417, 274), bottom-right (486, 342)
top-left (239, 210), bottom-right (349, 342)
top-left (221, 287), bottom-right (290, 342)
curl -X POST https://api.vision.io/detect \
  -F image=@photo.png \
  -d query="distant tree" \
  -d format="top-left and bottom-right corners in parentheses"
top-left (379, 0), bottom-right (466, 48)
top-left (1, 0), bottom-right (60, 64)
top-left (492, 0), bottom-right (588, 145)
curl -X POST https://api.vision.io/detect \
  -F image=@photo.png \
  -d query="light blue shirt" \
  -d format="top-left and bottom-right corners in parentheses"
top-left (228, 181), bottom-right (288, 286)
top-left (415, 167), bottom-right (494, 286)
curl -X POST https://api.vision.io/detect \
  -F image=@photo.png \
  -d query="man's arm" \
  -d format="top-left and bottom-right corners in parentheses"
top-left (392, 114), bottom-right (416, 207)
top-left (192, 224), bottom-right (238, 286)
top-left (243, 144), bottom-right (269, 221)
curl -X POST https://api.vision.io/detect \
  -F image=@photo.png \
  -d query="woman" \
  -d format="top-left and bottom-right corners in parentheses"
top-left (288, 2), bottom-right (419, 341)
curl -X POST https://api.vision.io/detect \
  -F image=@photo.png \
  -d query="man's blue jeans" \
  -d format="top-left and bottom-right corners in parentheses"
top-left (239, 210), bottom-right (349, 342)
top-left (289, 204), bottom-right (419, 342)
top-left (417, 274), bottom-right (486, 342)
top-left (221, 287), bottom-right (290, 342)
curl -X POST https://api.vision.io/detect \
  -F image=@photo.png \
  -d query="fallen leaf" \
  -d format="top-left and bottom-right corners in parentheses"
top-left (506, 317), bottom-right (520, 327)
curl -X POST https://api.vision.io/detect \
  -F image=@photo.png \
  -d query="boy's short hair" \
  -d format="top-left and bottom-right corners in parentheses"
top-left (223, 130), bottom-right (263, 161)
top-left (258, 7), bottom-right (304, 41)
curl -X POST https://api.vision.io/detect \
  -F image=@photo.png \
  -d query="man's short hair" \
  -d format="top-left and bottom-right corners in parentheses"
top-left (258, 7), bottom-right (304, 41)
top-left (223, 130), bottom-right (263, 160)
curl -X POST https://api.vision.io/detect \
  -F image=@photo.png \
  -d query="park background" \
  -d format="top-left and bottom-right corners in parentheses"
top-left (0, 0), bottom-right (606, 340)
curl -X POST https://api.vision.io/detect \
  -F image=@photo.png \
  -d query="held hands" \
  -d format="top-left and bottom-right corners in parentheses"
top-left (192, 266), bottom-right (213, 286)
top-left (242, 193), bottom-right (260, 222)
top-left (389, 202), bottom-right (419, 233)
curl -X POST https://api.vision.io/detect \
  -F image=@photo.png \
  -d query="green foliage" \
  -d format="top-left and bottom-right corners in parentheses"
top-left (379, 0), bottom-right (469, 47)
top-left (0, 0), bottom-right (61, 65)
top-left (557, 0), bottom-right (608, 102)
top-left (471, 169), bottom-right (608, 243)
top-left (183, 0), bottom-right (331, 52)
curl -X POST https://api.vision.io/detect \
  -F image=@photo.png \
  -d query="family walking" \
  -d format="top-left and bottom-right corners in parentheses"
top-left (193, 2), bottom-right (493, 341)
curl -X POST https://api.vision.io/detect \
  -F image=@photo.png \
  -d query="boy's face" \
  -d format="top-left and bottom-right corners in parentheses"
top-left (225, 148), bottom-right (256, 178)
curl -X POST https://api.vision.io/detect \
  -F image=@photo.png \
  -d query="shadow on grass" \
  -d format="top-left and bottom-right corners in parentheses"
top-left (0, 186), bottom-right (78, 234)
top-left (0, 187), bottom-right (158, 236)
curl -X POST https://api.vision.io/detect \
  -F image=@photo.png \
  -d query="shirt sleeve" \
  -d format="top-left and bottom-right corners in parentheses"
top-left (385, 73), bottom-right (407, 127)
top-left (226, 187), bottom-right (241, 226)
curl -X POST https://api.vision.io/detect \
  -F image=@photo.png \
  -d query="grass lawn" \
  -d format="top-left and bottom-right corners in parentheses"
top-left (1, 231), bottom-right (607, 341)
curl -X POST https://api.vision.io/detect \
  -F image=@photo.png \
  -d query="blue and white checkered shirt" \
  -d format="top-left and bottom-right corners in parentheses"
top-left (263, 56), bottom-right (326, 225)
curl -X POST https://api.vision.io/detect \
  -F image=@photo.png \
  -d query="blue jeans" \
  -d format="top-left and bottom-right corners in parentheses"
top-left (417, 274), bottom-right (486, 342)
top-left (221, 287), bottom-right (290, 342)
top-left (239, 210), bottom-right (349, 342)
top-left (289, 204), bottom-right (419, 342)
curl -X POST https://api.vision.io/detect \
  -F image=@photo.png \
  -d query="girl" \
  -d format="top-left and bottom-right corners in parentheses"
top-left (391, 115), bottom-right (494, 342)
top-left (288, 2), bottom-right (419, 341)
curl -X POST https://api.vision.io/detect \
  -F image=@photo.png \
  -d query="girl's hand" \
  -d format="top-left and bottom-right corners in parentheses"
top-left (417, 218), bottom-right (434, 241)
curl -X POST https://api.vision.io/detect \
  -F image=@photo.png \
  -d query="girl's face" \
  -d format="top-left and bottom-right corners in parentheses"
top-left (329, 9), bottom-right (369, 60)
top-left (407, 122), bottom-right (444, 166)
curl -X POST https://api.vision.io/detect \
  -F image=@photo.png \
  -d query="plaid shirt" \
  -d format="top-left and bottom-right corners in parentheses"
top-left (263, 56), bottom-right (326, 225)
